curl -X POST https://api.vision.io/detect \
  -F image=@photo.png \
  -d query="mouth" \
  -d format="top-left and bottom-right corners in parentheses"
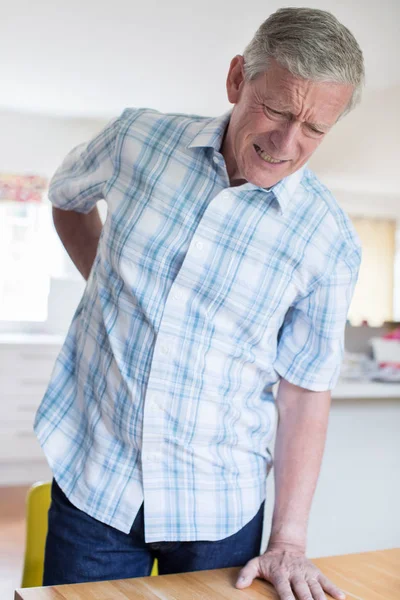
top-left (254, 144), bottom-right (288, 165)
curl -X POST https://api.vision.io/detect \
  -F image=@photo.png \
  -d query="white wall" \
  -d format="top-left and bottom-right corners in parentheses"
top-left (2, 0), bottom-right (399, 117)
top-left (0, 109), bottom-right (107, 177)
top-left (309, 85), bottom-right (400, 210)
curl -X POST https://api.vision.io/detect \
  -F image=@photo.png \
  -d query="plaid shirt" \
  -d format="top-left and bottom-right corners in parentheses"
top-left (35, 108), bottom-right (361, 541)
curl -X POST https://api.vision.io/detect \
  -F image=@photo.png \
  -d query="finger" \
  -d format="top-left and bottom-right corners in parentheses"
top-left (235, 557), bottom-right (260, 589)
top-left (291, 577), bottom-right (313, 600)
top-left (308, 578), bottom-right (328, 600)
top-left (319, 575), bottom-right (346, 599)
top-left (271, 575), bottom-right (296, 600)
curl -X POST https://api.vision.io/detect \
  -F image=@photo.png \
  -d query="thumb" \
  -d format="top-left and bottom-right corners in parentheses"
top-left (235, 557), bottom-right (260, 589)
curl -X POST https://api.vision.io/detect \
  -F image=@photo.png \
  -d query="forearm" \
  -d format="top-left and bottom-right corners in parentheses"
top-left (53, 206), bottom-right (103, 280)
top-left (268, 378), bottom-right (331, 551)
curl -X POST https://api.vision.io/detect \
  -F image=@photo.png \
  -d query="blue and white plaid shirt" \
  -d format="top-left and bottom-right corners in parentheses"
top-left (35, 108), bottom-right (361, 541)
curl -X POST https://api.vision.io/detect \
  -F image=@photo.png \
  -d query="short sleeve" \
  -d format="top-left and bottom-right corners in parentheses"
top-left (274, 247), bottom-right (361, 391)
top-left (48, 116), bottom-right (121, 214)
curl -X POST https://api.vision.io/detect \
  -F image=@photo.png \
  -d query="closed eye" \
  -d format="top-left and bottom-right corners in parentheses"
top-left (265, 105), bottom-right (283, 116)
top-left (308, 125), bottom-right (325, 136)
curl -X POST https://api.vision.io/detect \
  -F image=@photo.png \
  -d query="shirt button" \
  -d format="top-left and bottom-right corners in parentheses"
top-left (213, 156), bottom-right (220, 165)
top-left (195, 241), bottom-right (203, 251)
top-left (173, 290), bottom-right (182, 300)
top-left (160, 345), bottom-right (169, 355)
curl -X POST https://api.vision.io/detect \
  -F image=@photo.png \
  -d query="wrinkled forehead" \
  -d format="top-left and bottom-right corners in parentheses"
top-left (251, 66), bottom-right (353, 125)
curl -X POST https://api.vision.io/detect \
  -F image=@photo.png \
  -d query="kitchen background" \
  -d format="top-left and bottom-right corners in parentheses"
top-left (1, 0), bottom-right (399, 596)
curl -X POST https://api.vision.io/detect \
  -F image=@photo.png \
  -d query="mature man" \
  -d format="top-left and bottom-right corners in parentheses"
top-left (35, 7), bottom-right (364, 600)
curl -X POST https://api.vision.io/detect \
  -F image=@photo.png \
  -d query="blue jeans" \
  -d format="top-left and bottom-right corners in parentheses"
top-left (43, 479), bottom-right (264, 585)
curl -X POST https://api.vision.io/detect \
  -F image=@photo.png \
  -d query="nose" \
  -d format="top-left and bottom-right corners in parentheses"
top-left (269, 121), bottom-right (300, 157)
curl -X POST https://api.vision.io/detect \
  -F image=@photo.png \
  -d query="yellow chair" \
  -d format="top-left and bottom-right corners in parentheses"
top-left (21, 481), bottom-right (51, 588)
top-left (21, 481), bottom-right (158, 588)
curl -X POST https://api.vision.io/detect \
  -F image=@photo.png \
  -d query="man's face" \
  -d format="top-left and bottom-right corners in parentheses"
top-left (222, 57), bottom-right (354, 188)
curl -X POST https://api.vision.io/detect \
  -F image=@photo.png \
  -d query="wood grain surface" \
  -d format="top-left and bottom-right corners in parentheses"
top-left (15, 548), bottom-right (400, 600)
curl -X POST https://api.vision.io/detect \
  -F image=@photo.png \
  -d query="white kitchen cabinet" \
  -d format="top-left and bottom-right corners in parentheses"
top-left (0, 335), bottom-right (63, 485)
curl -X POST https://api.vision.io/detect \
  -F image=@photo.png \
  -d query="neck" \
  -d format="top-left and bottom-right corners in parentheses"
top-left (221, 123), bottom-right (247, 187)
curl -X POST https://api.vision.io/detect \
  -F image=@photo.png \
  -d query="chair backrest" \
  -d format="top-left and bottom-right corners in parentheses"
top-left (21, 481), bottom-right (158, 587)
top-left (21, 481), bottom-right (51, 588)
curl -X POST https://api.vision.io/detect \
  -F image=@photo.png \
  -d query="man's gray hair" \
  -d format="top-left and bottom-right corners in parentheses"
top-left (243, 8), bottom-right (365, 115)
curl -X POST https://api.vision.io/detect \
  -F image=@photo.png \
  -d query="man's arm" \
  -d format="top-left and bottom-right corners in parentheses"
top-left (53, 206), bottom-right (103, 281)
top-left (48, 116), bottom-right (122, 278)
top-left (236, 378), bottom-right (346, 600)
top-left (269, 378), bottom-right (330, 550)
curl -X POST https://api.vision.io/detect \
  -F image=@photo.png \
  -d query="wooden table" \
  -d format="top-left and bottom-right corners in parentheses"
top-left (15, 548), bottom-right (400, 600)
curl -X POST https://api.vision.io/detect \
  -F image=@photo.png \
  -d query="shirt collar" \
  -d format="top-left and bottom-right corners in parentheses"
top-left (187, 111), bottom-right (305, 214)
top-left (268, 167), bottom-right (305, 213)
top-left (187, 111), bottom-right (231, 152)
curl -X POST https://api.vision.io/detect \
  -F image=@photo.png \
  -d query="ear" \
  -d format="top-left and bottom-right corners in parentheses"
top-left (226, 55), bottom-right (246, 104)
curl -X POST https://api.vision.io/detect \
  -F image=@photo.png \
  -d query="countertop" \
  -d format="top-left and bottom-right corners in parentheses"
top-left (333, 380), bottom-right (400, 398)
top-left (15, 548), bottom-right (400, 600)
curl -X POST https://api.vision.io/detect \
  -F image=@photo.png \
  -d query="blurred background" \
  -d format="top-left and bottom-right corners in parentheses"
top-left (1, 0), bottom-right (399, 596)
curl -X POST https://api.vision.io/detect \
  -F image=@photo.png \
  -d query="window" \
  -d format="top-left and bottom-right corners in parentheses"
top-left (0, 201), bottom-right (51, 321)
top-left (0, 174), bottom-right (68, 325)
top-left (348, 217), bottom-right (396, 326)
